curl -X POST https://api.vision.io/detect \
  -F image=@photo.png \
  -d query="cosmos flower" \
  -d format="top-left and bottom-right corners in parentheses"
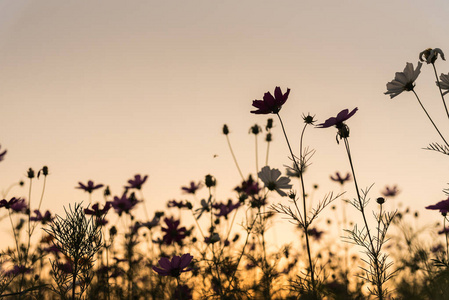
top-left (152, 253), bottom-right (193, 277)
top-left (419, 48), bottom-right (445, 64)
top-left (0, 198), bottom-right (28, 213)
top-left (109, 192), bottom-right (139, 216)
top-left (316, 108), bottom-right (358, 129)
top-left (194, 197), bottom-right (211, 219)
top-left (125, 174), bottom-right (148, 190)
top-left (307, 228), bottom-right (324, 241)
top-left (438, 73), bottom-right (449, 96)
top-left (30, 210), bottom-right (53, 224)
top-left (258, 166), bottom-right (292, 197)
top-left (181, 181), bottom-right (203, 194)
top-left (161, 217), bottom-right (187, 245)
top-left (84, 202), bottom-right (111, 217)
top-left (213, 200), bottom-right (240, 219)
top-left (384, 62), bottom-right (422, 98)
top-left (381, 185), bottom-right (400, 197)
top-left (167, 200), bottom-right (192, 209)
top-left (330, 172), bottom-right (351, 185)
top-left (0, 145), bottom-right (6, 162)
top-left (425, 197), bottom-right (449, 214)
top-left (76, 180), bottom-right (104, 193)
top-left (251, 86), bottom-right (290, 114)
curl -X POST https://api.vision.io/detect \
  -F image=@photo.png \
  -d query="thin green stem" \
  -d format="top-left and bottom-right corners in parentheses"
top-left (432, 63), bottom-right (449, 120)
top-left (412, 90), bottom-right (449, 147)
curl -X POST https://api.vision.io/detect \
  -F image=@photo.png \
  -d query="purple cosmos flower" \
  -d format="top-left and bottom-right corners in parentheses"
top-left (330, 172), bottom-right (351, 185)
top-left (213, 200), bottom-right (240, 219)
top-left (193, 197), bottom-right (211, 219)
top-left (0, 197), bottom-right (23, 210)
top-left (385, 62), bottom-right (422, 98)
top-left (316, 108), bottom-right (358, 129)
top-left (76, 180), bottom-right (104, 193)
top-left (251, 86), bottom-right (291, 114)
top-left (381, 185), bottom-right (400, 197)
top-left (425, 197), bottom-right (449, 214)
top-left (167, 200), bottom-right (192, 209)
top-left (30, 210), bottom-right (53, 224)
top-left (152, 253), bottom-right (193, 277)
top-left (109, 192), bottom-right (139, 216)
top-left (84, 202), bottom-right (111, 217)
top-left (125, 174), bottom-right (148, 190)
top-left (235, 176), bottom-right (261, 197)
top-left (4, 265), bottom-right (32, 276)
top-left (0, 145), bottom-right (6, 162)
top-left (161, 217), bottom-right (187, 245)
top-left (181, 181), bottom-right (202, 194)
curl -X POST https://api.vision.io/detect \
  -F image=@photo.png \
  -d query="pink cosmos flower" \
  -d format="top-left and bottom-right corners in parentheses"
top-left (152, 253), bottom-right (193, 277)
top-left (251, 86), bottom-right (290, 114)
top-left (316, 108), bottom-right (358, 129)
top-left (126, 174), bottom-right (148, 190)
top-left (76, 180), bottom-right (104, 193)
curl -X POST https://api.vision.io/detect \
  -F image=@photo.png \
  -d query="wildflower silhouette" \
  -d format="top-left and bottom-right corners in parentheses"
top-left (251, 86), bottom-right (290, 114)
top-left (258, 166), bottom-right (292, 197)
top-left (125, 174), bottom-right (148, 190)
top-left (384, 62), bottom-right (422, 98)
top-left (76, 180), bottom-right (104, 193)
top-left (381, 185), bottom-right (400, 197)
top-left (425, 197), bottom-right (449, 214)
top-left (419, 48), bottom-right (445, 64)
top-left (438, 73), bottom-right (449, 96)
top-left (161, 217), bottom-right (187, 245)
top-left (330, 172), bottom-right (351, 185)
top-left (181, 181), bottom-right (202, 194)
top-left (152, 253), bottom-right (193, 277)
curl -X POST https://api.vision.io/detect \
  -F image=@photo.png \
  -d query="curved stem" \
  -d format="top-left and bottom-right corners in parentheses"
top-left (412, 90), bottom-right (449, 147)
top-left (225, 134), bottom-right (245, 181)
top-left (432, 63), bottom-right (449, 120)
top-left (276, 113), bottom-right (316, 295)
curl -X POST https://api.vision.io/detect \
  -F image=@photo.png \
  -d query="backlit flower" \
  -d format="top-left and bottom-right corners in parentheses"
top-left (125, 174), bottom-right (148, 190)
top-left (76, 180), bottom-right (104, 194)
top-left (152, 253), bottom-right (193, 277)
top-left (258, 166), bottom-right (292, 197)
top-left (109, 192), bottom-right (139, 216)
top-left (316, 108), bottom-right (358, 129)
top-left (384, 62), bottom-right (422, 98)
top-left (30, 210), bottom-right (53, 224)
top-left (181, 181), bottom-right (202, 194)
top-left (425, 197), bottom-right (449, 214)
top-left (438, 73), bottom-right (449, 96)
top-left (330, 172), bottom-right (351, 185)
top-left (381, 185), bottom-right (399, 197)
top-left (251, 86), bottom-right (290, 114)
top-left (161, 217), bottom-right (187, 245)
top-left (419, 48), bottom-right (445, 64)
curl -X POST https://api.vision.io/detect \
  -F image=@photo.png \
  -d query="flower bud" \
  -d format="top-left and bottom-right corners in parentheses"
top-left (222, 124), bottom-right (229, 135)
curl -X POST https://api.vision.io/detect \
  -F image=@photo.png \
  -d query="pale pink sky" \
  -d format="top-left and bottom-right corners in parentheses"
top-left (1, 1), bottom-right (448, 243)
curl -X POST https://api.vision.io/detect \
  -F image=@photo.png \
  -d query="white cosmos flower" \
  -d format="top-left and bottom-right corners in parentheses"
top-left (419, 48), bottom-right (445, 64)
top-left (385, 62), bottom-right (422, 99)
top-left (258, 166), bottom-right (292, 197)
top-left (438, 73), bottom-right (449, 96)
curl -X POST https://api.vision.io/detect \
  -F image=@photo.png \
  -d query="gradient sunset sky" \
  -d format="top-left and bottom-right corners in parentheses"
top-left (1, 1), bottom-right (448, 243)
